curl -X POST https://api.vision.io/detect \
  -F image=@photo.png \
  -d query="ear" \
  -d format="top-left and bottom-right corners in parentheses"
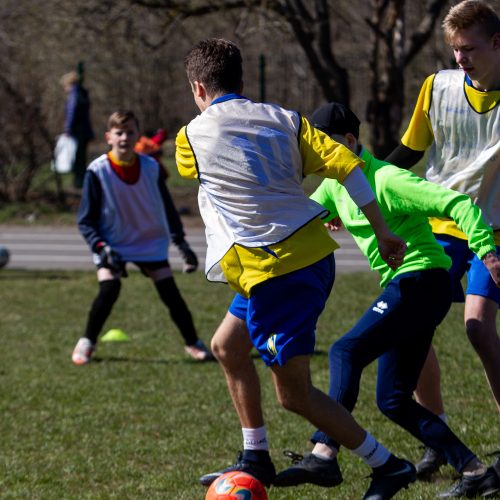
top-left (192, 80), bottom-right (206, 99)
top-left (104, 131), bottom-right (112, 145)
top-left (345, 132), bottom-right (358, 151)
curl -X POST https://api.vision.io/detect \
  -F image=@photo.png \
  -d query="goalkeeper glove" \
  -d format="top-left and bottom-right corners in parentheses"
top-left (176, 240), bottom-right (198, 273)
top-left (95, 242), bottom-right (123, 272)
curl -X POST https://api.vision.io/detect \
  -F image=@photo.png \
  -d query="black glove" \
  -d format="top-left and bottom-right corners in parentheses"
top-left (177, 240), bottom-right (198, 273)
top-left (96, 243), bottom-right (123, 272)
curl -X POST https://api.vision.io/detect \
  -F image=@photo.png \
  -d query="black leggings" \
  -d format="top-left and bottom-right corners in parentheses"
top-left (84, 277), bottom-right (198, 346)
top-left (85, 279), bottom-right (121, 343)
top-left (154, 277), bottom-right (198, 346)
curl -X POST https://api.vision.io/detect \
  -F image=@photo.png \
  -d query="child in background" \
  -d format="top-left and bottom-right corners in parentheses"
top-left (135, 128), bottom-right (198, 273)
top-left (72, 110), bottom-right (212, 365)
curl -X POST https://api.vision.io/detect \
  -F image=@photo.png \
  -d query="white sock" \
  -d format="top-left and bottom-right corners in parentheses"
top-left (242, 427), bottom-right (269, 451)
top-left (351, 432), bottom-right (391, 468)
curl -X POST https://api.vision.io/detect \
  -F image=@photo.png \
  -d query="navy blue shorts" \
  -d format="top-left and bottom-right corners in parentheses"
top-left (93, 253), bottom-right (170, 278)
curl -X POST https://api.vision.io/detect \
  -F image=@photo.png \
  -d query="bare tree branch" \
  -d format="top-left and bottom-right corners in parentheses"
top-left (405, 0), bottom-right (448, 65)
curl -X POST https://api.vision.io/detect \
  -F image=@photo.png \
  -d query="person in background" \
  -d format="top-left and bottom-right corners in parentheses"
top-left (386, 0), bottom-right (500, 479)
top-left (72, 110), bottom-right (213, 365)
top-left (135, 128), bottom-right (169, 178)
top-left (60, 64), bottom-right (94, 189)
top-left (135, 128), bottom-right (199, 273)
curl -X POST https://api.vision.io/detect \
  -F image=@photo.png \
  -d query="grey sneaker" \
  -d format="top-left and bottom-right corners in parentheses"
top-left (438, 467), bottom-right (500, 498)
top-left (273, 450), bottom-right (343, 487)
top-left (415, 446), bottom-right (446, 480)
top-left (487, 451), bottom-right (500, 476)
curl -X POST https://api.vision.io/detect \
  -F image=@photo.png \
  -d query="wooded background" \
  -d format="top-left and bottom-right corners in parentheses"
top-left (1, 0), bottom-right (498, 203)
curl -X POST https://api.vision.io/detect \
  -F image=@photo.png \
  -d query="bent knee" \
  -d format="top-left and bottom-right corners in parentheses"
top-left (376, 393), bottom-right (404, 420)
top-left (328, 338), bottom-right (353, 365)
top-left (276, 392), bottom-right (305, 414)
top-left (211, 335), bottom-right (252, 365)
top-left (210, 337), bottom-right (230, 363)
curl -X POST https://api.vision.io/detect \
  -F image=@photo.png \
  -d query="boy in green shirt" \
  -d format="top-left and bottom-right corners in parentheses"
top-left (275, 102), bottom-right (500, 498)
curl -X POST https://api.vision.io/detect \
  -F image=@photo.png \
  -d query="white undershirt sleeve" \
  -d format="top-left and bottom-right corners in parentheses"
top-left (342, 166), bottom-right (375, 207)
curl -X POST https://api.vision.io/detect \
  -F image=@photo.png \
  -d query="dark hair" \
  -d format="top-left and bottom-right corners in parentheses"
top-left (443, 0), bottom-right (500, 42)
top-left (107, 110), bottom-right (139, 131)
top-left (184, 38), bottom-right (243, 95)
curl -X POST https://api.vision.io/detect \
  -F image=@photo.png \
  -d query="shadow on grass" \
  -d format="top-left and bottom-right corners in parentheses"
top-left (0, 271), bottom-right (74, 281)
top-left (92, 355), bottom-right (218, 365)
top-left (91, 349), bottom-right (327, 365)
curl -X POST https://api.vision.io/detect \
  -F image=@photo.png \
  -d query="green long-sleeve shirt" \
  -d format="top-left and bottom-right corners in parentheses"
top-left (311, 148), bottom-right (496, 288)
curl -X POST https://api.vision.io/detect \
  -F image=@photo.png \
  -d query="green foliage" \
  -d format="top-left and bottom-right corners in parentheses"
top-left (0, 269), bottom-right (498, 498)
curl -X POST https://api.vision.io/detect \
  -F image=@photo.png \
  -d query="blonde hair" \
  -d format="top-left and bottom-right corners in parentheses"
top-left (443, 0), bottom-right (500, 42)
top-left (107, 110), bottom-right (140, 131)
top-left (60, 71), bottom-right (79, 88)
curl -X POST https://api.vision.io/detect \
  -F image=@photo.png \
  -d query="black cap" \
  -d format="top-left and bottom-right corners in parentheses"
top-left (310, 102), bottom-right (360, 139)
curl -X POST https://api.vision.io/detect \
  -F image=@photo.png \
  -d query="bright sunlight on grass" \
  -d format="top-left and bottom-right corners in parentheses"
top-left (1, 269), bottom-right (498, 498)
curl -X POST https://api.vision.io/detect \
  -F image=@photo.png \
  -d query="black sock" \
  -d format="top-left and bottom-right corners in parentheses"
top-left (154, 277), bottom-right (198, 345)
top-left (84, 279), bottom-right (121, 344)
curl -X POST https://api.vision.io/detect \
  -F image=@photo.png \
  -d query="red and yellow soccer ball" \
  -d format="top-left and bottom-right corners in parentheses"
top-left (205, 471), bottom-right (268, 500)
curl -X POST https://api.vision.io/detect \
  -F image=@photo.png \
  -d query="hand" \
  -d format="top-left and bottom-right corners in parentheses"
top-left (177, 240), bottom-right (198, 273)
top-left (325, 217), bottom-right (343, 232)
top-left (377, 232), bottom-right (407, 271)
top-left (98, 244), bottom-right (123, 272)
top-left (482, 252), bottom-right (500, 287)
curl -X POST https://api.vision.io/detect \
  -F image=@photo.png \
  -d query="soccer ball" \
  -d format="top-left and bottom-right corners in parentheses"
top-left (0, 247), bottom-right (9, 268)
top-left (205, 471), bottom-right (268, 500)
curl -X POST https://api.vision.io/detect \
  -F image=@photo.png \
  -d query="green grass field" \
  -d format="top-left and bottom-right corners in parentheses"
top-left (1, 268), bottom-right (498, 499)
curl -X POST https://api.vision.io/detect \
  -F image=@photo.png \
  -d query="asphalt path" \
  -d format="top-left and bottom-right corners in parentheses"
top-left (0, 224), bottom-right (370, 273)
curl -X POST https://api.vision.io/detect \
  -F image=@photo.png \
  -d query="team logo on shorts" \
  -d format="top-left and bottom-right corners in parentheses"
top-left (372, 301), bottom-right (388, 314)
top-left (267, 334), bottom-right (278, 356)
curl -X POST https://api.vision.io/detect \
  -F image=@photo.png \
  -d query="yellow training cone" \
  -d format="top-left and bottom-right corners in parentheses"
top-left (101, 328), bottom-right (129, 342)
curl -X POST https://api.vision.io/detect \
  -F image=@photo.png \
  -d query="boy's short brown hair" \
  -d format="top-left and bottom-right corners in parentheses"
top-left (107, 110), bottom-right (140, 131)
top-left (184, 38), bottom-right (242, 95)
top-left (443, 0), bottom-right (500, 42)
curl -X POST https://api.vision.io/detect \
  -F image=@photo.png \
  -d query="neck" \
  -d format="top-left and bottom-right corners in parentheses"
top-left (109, 151), bottom-right (135, 165)
top-left (472, 65), bottom-right (500, 91)
top-left (472, 78), bottom-right (499, 91)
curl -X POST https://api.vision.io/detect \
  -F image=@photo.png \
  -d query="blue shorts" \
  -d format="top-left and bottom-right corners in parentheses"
top-left (229, 254), bottom-right (335, 366)
top-left (436, 234), bottom-right (500, 307)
